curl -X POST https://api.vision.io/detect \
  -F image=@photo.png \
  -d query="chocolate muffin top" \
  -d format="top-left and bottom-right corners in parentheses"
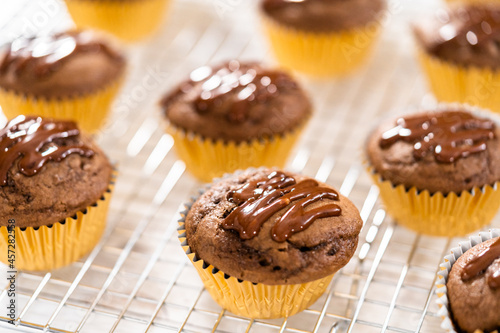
top-left (261, 0), bottom-right (386, 32)
top-left (447, 237), bottom-right (500, 333)
top-left (366, 110), bottom-right (500, 194)
top-left (160, 60), bottom-right (312, 143)
top-left (0, 115), bottom-right (113, 228)
top-left (414, 5), bottom-right (500, 69)
top-left (183, 168), bottom-right (363, 285)
top-left (0, 30), bottom-right (126, 98)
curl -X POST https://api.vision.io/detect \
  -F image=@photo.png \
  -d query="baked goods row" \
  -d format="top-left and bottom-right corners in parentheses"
top-left (0, 1), bottom-right (499, 332)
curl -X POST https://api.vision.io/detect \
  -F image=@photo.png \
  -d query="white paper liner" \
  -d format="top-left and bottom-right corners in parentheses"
top-left (436, 229), bottom-right (500, 333)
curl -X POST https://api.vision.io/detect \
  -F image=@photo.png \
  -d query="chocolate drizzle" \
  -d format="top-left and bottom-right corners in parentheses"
top-left (261, 0), bottom-right (386, 33)
top-left (0, 115), bottom-right (95, 185)
top-left (162, 61), bottom-right (296, 124)
top-left (461, 237), bottom-right (500, 289)
top-left (222, 171), bottom-right (342, 242)
top-left (379, 111), bottom-right (496, 163)
top-left (0, 31), bottom-right (122, 78)
top-left (432, 8), bottom-right (500, 59)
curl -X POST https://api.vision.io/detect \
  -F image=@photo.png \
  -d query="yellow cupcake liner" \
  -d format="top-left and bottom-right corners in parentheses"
top-left (0, 179), bottom-right (114, 271)
top-left (168, 124), bottom-right (305, 183)
top-left (436, 229), bottom-right (500, 332)
top-left (0, 77), bottom-right (123, 134)
top-left (445, 0), bottom-right (500, 4)
top-left (184, 250), bottom-right (333, 319)
top-left (417, 50), bottom-right (500, 113)
top-left (369, 168), bottom-right (500, 237)
top-left (178, 200), bottom-right (333, 319)
top-left (65, 0), bottom-right (170, 42)
top-left (262, 18), bottom-right (382, 77)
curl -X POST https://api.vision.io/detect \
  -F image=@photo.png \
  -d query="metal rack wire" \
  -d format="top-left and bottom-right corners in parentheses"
top-left (1, 0), bottom-right (499, 332)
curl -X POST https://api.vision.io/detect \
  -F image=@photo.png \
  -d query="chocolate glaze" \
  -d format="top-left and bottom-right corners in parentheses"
top-left (415, 6), bottom-right (500, 69)
top-left (461, 237), bottom-right (500, 289)
top-left (162, 60), bottom-right (297, 124)
top-left (0, 116), bottom-right (95, 186)
top-left (0, 31), bottom-right (123, 78)
top-left (431, 8), bottom-right (500, 62)
top-left (222, 171), bottom-right (341, 242)
top-left (379, 111), bottom-right (496, 163)
top-left (261, 0), bottom-right (386, 32)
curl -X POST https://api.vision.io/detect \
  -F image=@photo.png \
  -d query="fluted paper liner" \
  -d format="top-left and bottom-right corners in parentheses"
top-left (445, 0), bottom-right (500, 4)
top-left (178, 193), bottom-right (333, 319)
top-left (369, 168), bottom-right (500, 237)
top-left (0, 179), bottom-right (114, 271)
top-left (262, 17), bottom-right (382, 77)
top-left (436, 229), bottom-right (500, 333)
top-left (0, 77), bottom-right (123, 134)
top-left (65, 0), bottom-right (170, 42)
top-left (417, 50), bottom-right (500, 114)
top-left (168, 124), bottom-right (305, 183)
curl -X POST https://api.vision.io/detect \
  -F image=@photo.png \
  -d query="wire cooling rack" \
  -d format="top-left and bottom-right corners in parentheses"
top-left (1, 0), bottom-right (499, 332)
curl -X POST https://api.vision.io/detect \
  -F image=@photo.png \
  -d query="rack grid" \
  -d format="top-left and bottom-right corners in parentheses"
top-left (0, 0), bottom-right (498, 332)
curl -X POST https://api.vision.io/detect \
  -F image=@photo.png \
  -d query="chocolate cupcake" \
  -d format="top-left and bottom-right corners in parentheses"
top-left (0, 30), bottom-right (126, 133)
top-left (161, 60), bottom-right (312, 182)
top-left (414, 5), bottom-right (500, 113)
top-left (0, 115), bottom-right (114, 270)
top-left (366, 107), bottom-right (500, 236)
top-left (179, 168), bottom-right (363, 318)
top-left (260, 0), bottom-right (386, 76)
top-left (437, 230), bottom-right (500, 333)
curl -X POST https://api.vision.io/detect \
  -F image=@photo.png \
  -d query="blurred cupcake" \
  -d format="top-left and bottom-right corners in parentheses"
top-left (366, 107), bottom-right (500, 236)
top-left (0, 30), bottom-right (126, 133)
top-left (178, 168), bottom-right (363, 318)
top-left (160, 60), bottom-right (312, 182)
top-left (436, 229), bottom-right (500, 332)
top-left (64, 0), bottom-right (170, 42)
top-left (260, 0), bottom-right (386, 77)
top-left (0, 115), bottom-right (114, 270)
top-left (414, 5), bottom-right (500, 113)
top-left (445, 0), bottom-right (500, 4)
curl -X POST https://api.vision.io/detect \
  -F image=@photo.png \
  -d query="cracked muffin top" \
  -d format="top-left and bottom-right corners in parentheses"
top-left (160, 60), bottom-right (312, 143)
top-left (0, 115), bottom-right (112, 228)
top-left (366, 109), bottom-right (500, 194)
top-left (183, 168), bottom-right (362, 285)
